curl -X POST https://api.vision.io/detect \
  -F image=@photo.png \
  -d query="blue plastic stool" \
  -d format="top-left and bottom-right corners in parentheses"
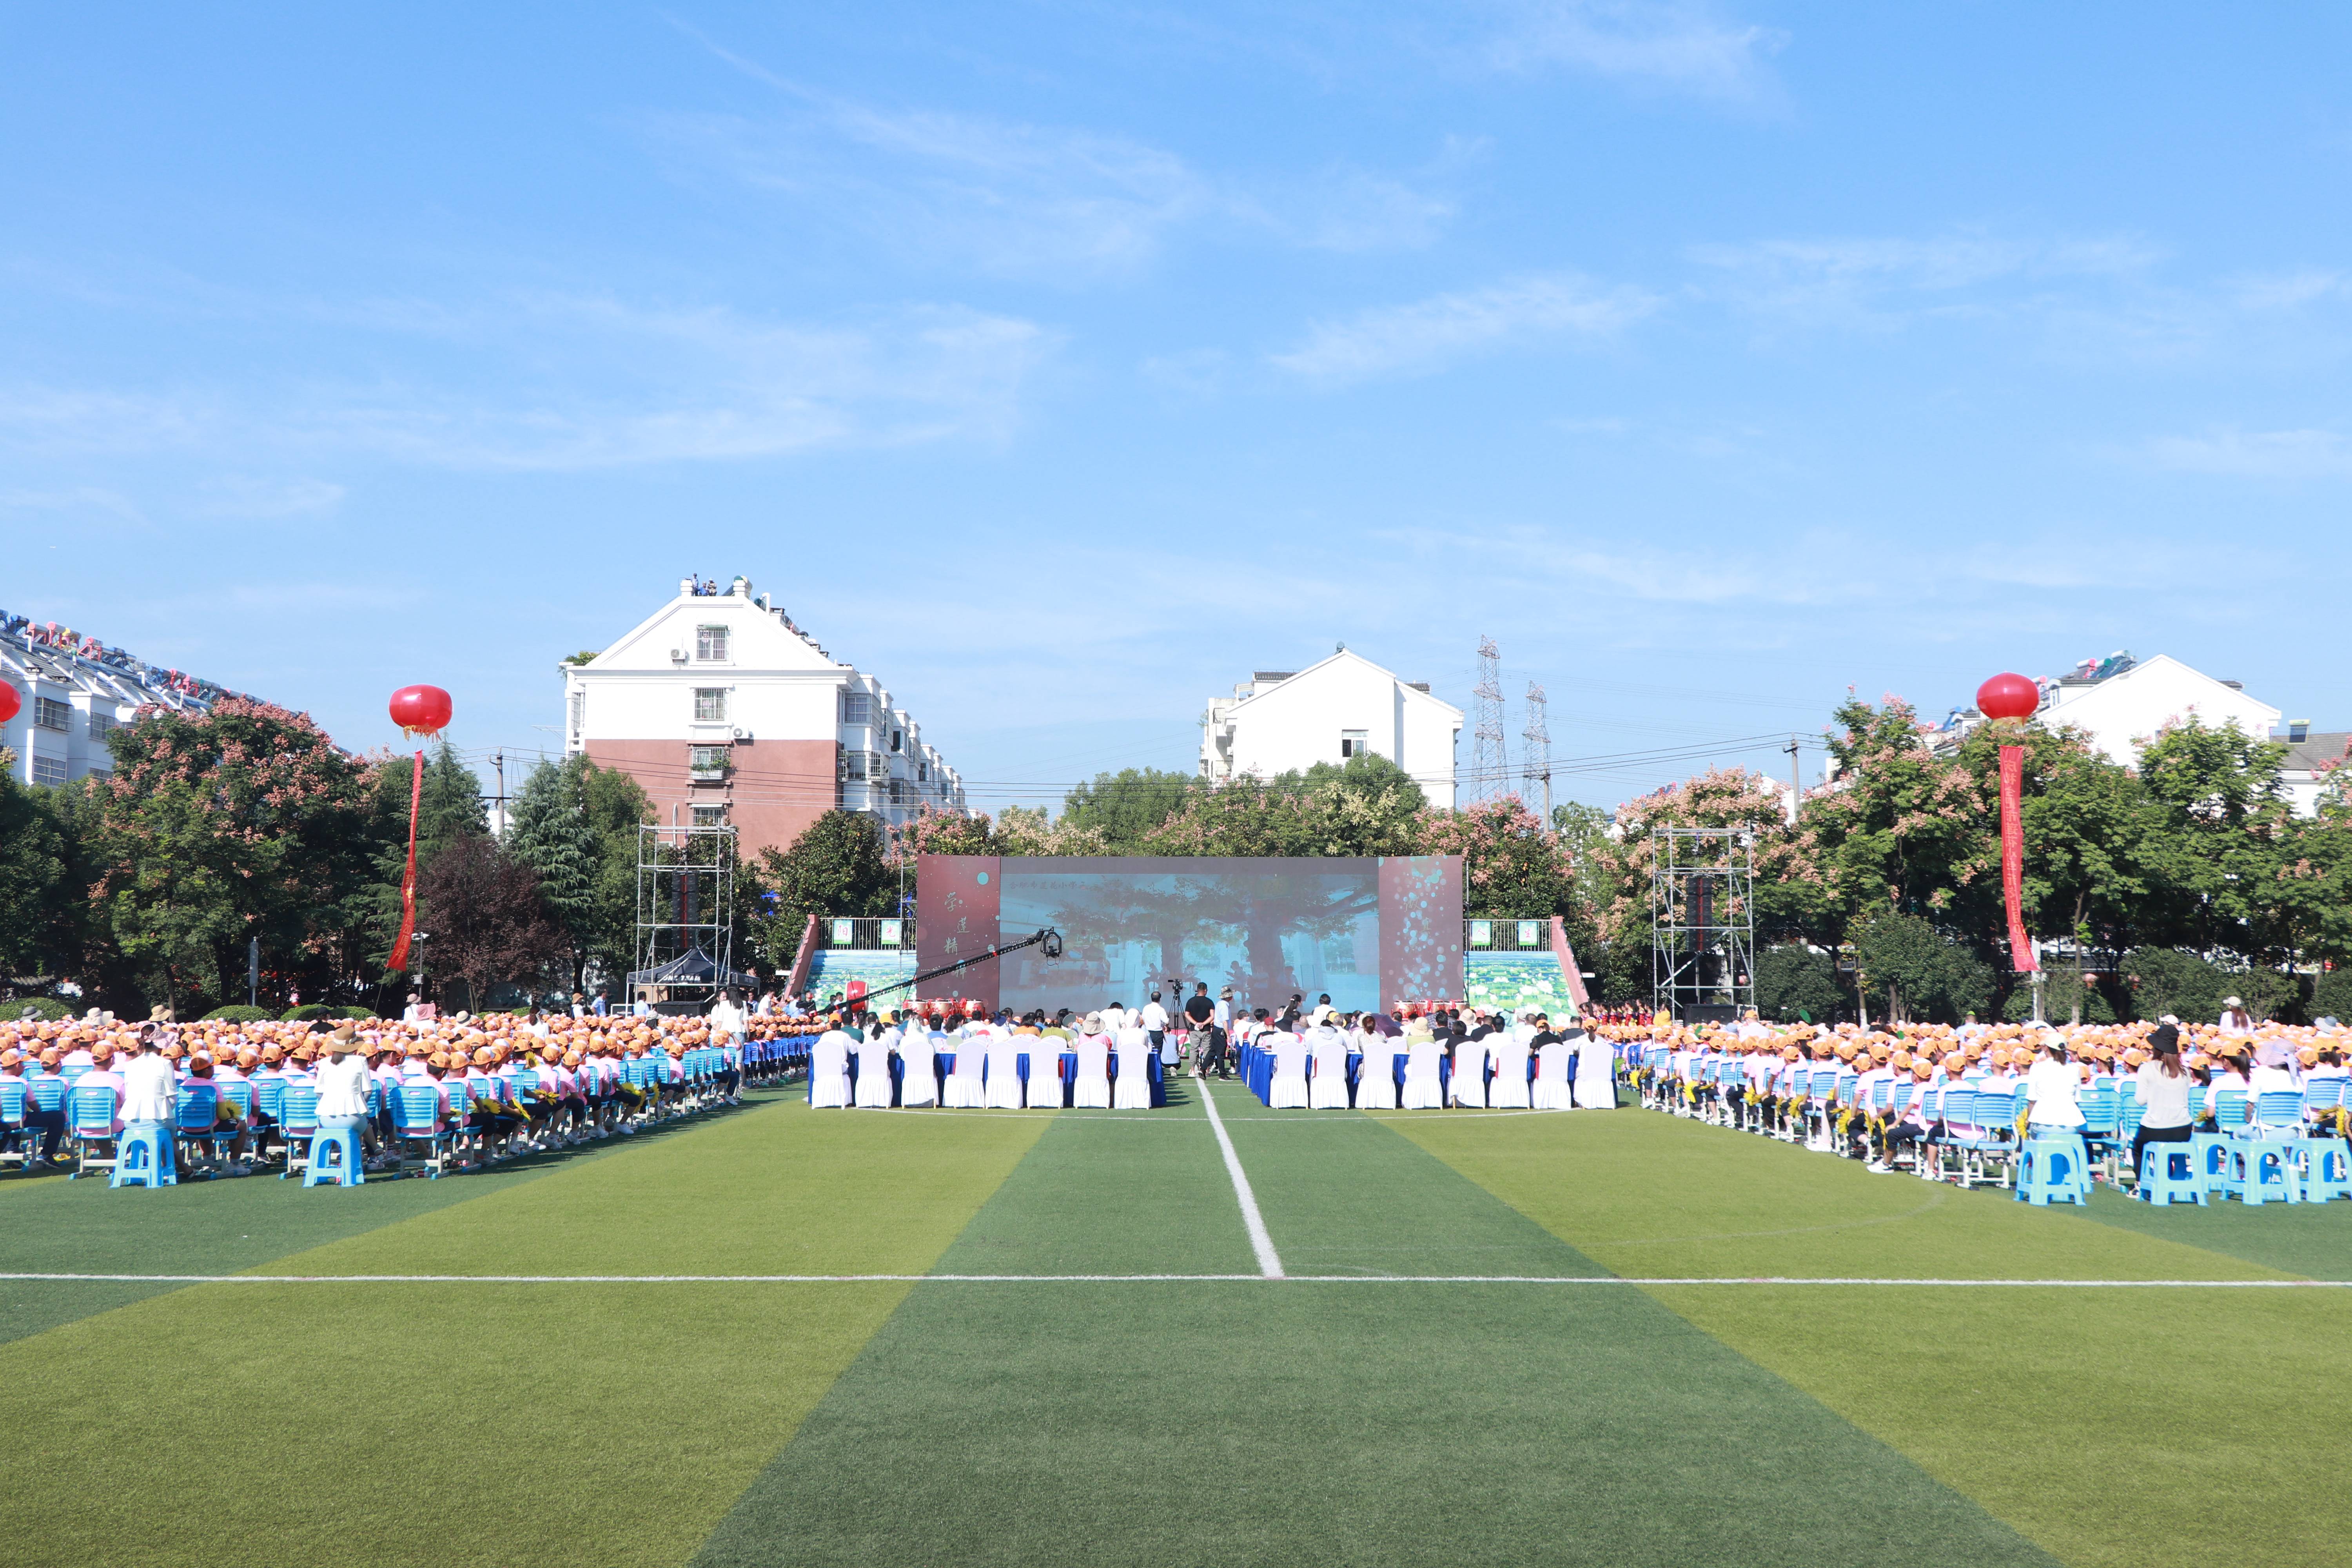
top-left (2294, 1137), bottom-right (2352, 1203)
top-left (2191, 1131), bottom-right (2236, 1198)
top-left (2231, 1136), bottom-right (2299, 1206)
top-left (2016, 1131), bottom-right (2092, 1206)
top-left (303, 1124), bottom-right (366, 1187)
top-left (109, 1123), bottom-right (177, 1189)
top-left (2135, 1141), bottom-right (2207, 1206)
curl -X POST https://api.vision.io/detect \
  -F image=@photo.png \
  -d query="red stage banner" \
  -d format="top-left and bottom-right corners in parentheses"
top-left (386, 748), bottom-right (425, 973)
top-left (1998, 743), bottom-right (2036, 972)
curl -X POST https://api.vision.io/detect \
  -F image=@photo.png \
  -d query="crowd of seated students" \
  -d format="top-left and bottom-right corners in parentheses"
top-left (1608, 1009), bottom-right (2352, 1182)
top-left (0, 1003), bottom-right (820, 1180)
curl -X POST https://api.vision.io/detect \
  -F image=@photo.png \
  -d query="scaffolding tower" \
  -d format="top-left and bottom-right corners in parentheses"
top-left (1650, 827), bottom-right (1756, 1022)
top-left (633, 823), bottom-right (739, 1011)
top-left (1521, 681), bottom-right (1551, 823)
top-left (1470, 635), bottom-right (1507, 801)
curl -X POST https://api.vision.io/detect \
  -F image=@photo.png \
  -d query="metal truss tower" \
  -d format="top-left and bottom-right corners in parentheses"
top-left (1650, 827), bottom-right (1757, 1023)
top-left (633, 821), bottom-right (739, 1012)
top-left (1521, 681), bottom-right (1551, 824)
top-left (1470, 635), bottom-right (1507, 801)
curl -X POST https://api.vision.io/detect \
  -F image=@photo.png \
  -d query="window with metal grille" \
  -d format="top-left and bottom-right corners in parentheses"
top-left (1340, 729), bottom-right (1368, 758)
top-left (34, 697), bottom-right (71, 732)
top-left (30, 753), bottom-right (65, 785)
top-left (691, 805), bottom-right (726, 828)
top-left (89, 710), bottom-right (120, 740)
top-left (689, 744), bottom-right (729, 772)
top-left (695, 624), bottom-right (729, 661)
top-left (918, 762), bottom-right (927, 782)
top-left (693, 688), bottom-right (728, 722)
top-left (568, 690), bottom-right (585, 736)
top-left (840, 691), bottom-right (871, 726)
top-left (841, 750), bottom-right (867, 780)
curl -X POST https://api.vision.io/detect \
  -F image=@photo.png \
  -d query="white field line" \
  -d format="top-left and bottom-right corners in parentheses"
top-left (0, 1272), bottom-right (2344, 1287)
top-left (1199, 1085), bottom-right (1284, 1278)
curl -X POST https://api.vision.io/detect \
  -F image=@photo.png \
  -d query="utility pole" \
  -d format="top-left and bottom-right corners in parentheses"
top-left (1470, 636), bottom-right (1506, 803)
top-left (493, 750), bottom-right (506, 837)
top-left (1521, 682), bottom-right (1551, 823)
top-left (1782, 736), bottom-right (1802, 827)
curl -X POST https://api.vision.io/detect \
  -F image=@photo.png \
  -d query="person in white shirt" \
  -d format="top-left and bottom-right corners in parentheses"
top-left (314, 1029), bottom-right (374, 1131)
top-left (2132, 1025), bottom-right (2195, 1175)
top-left (118, 1035), bottom-right (178, 1178)
top-left (2022, 1032), bottom-right (2084, 1131)
top-left (2217, 997), bottom-right (2254, 1036)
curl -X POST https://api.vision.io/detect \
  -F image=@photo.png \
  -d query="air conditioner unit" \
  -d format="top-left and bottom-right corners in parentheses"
top-left (668, 648), bottom-right (684, 663)
top-left (731, 726), bottom-right (749, 740)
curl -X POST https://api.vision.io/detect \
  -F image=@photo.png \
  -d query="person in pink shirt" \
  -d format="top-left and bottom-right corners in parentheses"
top-left (73, 1043), bottom-right (126, 1142)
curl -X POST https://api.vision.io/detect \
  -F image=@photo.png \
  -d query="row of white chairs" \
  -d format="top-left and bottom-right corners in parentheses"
top-left (810, 1034), bottom-right (1156, 1111)
top-left (1262, 1037), bottom-right (1602, 1111)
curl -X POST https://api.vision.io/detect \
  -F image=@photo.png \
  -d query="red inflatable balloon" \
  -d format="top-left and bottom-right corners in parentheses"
top-left (388, 684), bottom-right (454, 738)
top-left (1976, 671), bottom-right (2039, 722)
top-left (0, 684), bottom-right (19, 726)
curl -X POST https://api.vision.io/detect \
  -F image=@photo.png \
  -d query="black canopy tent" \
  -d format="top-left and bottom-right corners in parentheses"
top-left (625, 945), bottom-right (759, 994)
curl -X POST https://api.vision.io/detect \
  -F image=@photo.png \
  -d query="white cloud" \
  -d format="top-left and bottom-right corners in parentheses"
top-left (1272, 272), bottom-right (1657, 385)
top-left (0, 485), bottom-right (149, 527)
top-left (195, 476), bottom-right (346, 519)
top-left (0, 298), bottom-right (1056, 472)
top-left (656, 29), bottom-right (1455, 278)
top-left (2143, 428), bottom-right (2352, 478)
top-left (1477, 1), bottom-right (1788, 100)
top-left (1689, 232), bottom-right (2165, 328)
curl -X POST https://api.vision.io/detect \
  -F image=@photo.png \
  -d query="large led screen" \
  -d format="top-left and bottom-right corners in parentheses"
top-left (915, 855), bottom-right (1462, 1016)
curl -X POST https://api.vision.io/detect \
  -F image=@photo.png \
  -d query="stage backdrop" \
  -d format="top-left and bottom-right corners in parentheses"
top-left (915, 855), bottom-right (1463, 1016)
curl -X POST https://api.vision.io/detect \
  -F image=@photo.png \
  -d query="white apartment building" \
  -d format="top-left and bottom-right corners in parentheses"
top-left (562, 576), bottom-right (965, 858)
top-left (0, 610), bottom-right (230, 788)
top-left (1200, 648), bottom-right (1463, 804)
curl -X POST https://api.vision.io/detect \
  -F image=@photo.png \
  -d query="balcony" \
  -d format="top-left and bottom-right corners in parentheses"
top-left (688, 764), bottom-right (729, 784)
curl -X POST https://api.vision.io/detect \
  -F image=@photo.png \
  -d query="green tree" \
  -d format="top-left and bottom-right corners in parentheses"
top-left (0, 758), bottom-right (69, 976)
top-left (1755, 944), bottom-right (1843, 1023)
top-left (504, 757), bottom-right (602, 987)
top-left (1059, 768), bottom-right (1199, 851)
top-left (754, 810), bottom-right (893, 965)
top-left (1851, 911), bottom-right (1994, 1024)
top-left (2131, 719), bottom-right (2294, 959)
top-left (361, 741), bottom-right (487, 973)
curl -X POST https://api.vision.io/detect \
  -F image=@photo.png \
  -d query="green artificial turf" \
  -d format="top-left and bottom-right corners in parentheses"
top-left (0, 1093), bottom-right (784, 1344)
top-left (1393, 1107), bottom-right (2352, 1568)
top-left (2073, 1182), bottom-right (2352, 1279)
top-left (692, 1082), bottom-right (2055, 1568)
top-left (0, 1098), bottom-right (1048, 1568)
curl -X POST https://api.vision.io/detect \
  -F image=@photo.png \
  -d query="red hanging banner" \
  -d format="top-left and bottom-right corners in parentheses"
top-left (1998, 743), bottom-right (2036, 972)
top-left (386, 748), bottom-right (425, 973)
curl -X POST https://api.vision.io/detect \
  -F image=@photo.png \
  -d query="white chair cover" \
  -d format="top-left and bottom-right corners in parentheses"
top-left (1112, 1044), bottom-right (1152, 1109)
top-left (898, 1031), bottom-right (937, 1107)
top-left (1572, 1034), bottom-right (1617, 1109)
top-left (1355, 1038), bottom-right (1398, 1109)
top-left (1487, 1040), bottom-right (1532, 1109)
top-left (942, 1035), bottom-right (986, 1108)
top-left (1268, 1035), bottom-right (1310, 1109)
top-left (984, 1036), bottom-right (1026, 1109)
top-left (1071, 1036), bottom-right (1112, 1108)
top-left (1451, 1039), bottom-right (1489, 1109)
top-left (852, 1033), bottom-right (895, 1108)
top-left (1532, 1042), bottom-right (1572, 1109)
top-left (809, 1031), bottom-right (852, 1109)
top-left (1026, 1041), bottom-right (1065, 1110)
top-left (1308, 1028), bottom-right (1350, 1109)
top-left (1400, 1039), bottom-right (1444, 1109)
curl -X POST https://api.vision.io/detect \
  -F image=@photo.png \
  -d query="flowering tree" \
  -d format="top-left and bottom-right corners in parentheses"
top-left (1414, 795), bottom-right (1574, 918)
top-left (86, 699), bottom-right (383, 1011)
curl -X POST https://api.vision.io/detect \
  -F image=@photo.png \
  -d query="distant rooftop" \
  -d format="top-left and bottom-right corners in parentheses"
top-left (0, 608), bottom-right (255, 710)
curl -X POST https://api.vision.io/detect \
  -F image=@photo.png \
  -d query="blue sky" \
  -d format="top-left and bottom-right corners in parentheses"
top-left (5, 2), bottom-right (2348, 812)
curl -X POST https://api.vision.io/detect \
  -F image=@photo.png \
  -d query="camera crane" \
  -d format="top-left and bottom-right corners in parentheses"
top-left (844, 926), bottom-right (1064, 1012)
